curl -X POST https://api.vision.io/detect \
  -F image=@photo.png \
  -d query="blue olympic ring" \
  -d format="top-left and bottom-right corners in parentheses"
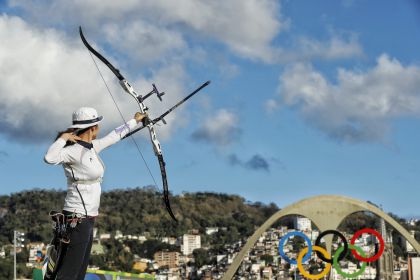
top-left (278, 231), bottom-right (312, 265)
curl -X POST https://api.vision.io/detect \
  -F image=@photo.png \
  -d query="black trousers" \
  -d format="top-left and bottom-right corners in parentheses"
top-left (55, 217), bottom-right (95, 280)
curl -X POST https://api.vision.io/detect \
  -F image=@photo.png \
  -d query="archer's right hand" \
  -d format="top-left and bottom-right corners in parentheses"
top-left (61, 133), bottom-right (82, 143)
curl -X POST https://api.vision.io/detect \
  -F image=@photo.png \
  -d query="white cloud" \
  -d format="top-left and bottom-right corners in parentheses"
top-left (10, 0), bottom-right (286, 62)
top-left (0, 15), bottom-right (187, 143)
top-left (295, 35), bottom-right (363, 60)
top-left (276, 54), bottom-right (420, 142)
top-left (102, 21), bottom-right (187, 64)
top-left (0, 15), bottom-right (107, 142)
top-left (191, 109), bottom-right (241, 146)
top-left (0, 2), bottom-right (369, 143)
top-left (8, 0), bottom-right (364, 64)
top-left (273, 34), bottom-right (363, 63)
top-left (265, 99), bottom-right (280, 113)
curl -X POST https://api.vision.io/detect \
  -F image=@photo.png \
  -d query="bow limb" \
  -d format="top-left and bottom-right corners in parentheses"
top-left (79, 27), bottom-right (141, 110)
top-left (79, 26), bottom-right (177, 222)
top-left (79, 27), bottom-right (125, 81)
top-left (158, 154), bottom-right (177, 221)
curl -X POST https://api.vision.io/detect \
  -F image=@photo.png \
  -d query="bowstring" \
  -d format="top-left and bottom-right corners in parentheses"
top-left (85, 50), bottom-right (163, 198)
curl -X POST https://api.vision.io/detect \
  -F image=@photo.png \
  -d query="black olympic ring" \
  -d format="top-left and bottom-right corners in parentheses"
top-left (315, 229), bottom-right (348, 263)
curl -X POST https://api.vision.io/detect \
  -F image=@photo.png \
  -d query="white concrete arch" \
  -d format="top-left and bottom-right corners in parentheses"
top-left (222, 195), bottom-right (420, 280)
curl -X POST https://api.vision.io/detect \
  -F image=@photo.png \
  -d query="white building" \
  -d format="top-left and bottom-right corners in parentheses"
top-left (216, 255), bottom-right (226, 264)
top-left (294, 216), bottom-right (312, 231)
top-left (310, 230), bottom-right (320, 241)
top-left (99, 233), bottom-right (111, 240)
top-left (161, 237), bottom-right (177, 245)
top-left (250, 263), bottom-right (260, 274)
top-left (406, 230), bottom-right (416, 253)
top-left (205, 227), bottom-right (219, 235)
top-left (138, 236), bottom-right (147, 243)
top-left (408, 219), bottom-right (418, 226)
top-left (181, 234), bottom-right (201, 255)
top-left (0, 247), bottom-right (5, 258)
top-left (410, 257), bottom-right (420, 279)
top-left (114, 230), bottom-right (123, 239)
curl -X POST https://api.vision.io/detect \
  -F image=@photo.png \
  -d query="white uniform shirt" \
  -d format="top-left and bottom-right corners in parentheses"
top-left (44, 119), bottom-right (139, 216)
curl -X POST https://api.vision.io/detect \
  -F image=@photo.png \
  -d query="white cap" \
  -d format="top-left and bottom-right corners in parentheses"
top-left (68, 107), bottom-right (103, 129)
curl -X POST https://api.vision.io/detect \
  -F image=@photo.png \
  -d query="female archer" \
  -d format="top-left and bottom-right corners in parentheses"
top-left (44, 107), bottom-right (146, 280)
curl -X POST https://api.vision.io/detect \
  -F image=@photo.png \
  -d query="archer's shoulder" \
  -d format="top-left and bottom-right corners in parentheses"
top-left (63, 143), bottom-right (83, 154)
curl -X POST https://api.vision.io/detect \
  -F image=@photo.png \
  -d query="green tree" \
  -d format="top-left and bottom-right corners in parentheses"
top-left (128, 239), bottom-right (179, 259)
top-left (261, 254), bottom-right (273, 265)
top-left (0, 259), bottom-right (13, 279)
top-left (193, 248), bottom-right (210, 268)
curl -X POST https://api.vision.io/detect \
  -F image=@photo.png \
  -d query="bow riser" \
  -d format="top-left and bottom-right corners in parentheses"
top-left (118, 79), bottom-right (163, 156)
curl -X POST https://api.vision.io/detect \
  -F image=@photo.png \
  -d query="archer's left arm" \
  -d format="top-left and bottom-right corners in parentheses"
top-left (93, 119), bottom-right (141, 153)
top-left (93, 112), bottom-right (147, 152)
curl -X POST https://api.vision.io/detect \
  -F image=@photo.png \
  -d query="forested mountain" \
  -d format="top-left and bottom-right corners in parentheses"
top-left (0, 187), bottom-right (279, 245)
top-left (1, 188), bottom-right (419, 246)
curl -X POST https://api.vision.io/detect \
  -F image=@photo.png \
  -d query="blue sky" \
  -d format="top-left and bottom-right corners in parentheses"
top-left (1, 0), bottom-right (420, 217)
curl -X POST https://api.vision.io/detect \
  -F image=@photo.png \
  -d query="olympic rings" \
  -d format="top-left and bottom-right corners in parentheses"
top-left (314, 229), bottom-right (348, 263)
top-left (278, 228), bottom-right (384, 279)
top-left (297, 245), bottom-right (331, 280)
top-left (350, 228), bottom-right (384, 262)
top-left (333, 244), bottom-right (367, 278)
top-left (278, 231), bottom-right (312, 265)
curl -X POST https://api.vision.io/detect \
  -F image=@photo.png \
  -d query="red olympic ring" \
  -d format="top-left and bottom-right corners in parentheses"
top-left (350, 228), bottom-right (384, 262)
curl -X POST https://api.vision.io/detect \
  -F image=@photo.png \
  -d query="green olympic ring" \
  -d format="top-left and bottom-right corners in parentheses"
top-left (333, 244), bottom-right (367, 278)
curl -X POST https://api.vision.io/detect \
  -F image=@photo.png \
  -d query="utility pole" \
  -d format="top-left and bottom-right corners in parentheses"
top-left (14, 230), bottom-right (16, 280)
top-left (13, 230), bottom-right (25, 280)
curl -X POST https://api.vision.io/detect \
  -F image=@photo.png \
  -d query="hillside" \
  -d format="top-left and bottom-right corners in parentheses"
top-left (0, 188), bottom-right (419, 278)
top-left (0, 187), bottom-right (279, 246)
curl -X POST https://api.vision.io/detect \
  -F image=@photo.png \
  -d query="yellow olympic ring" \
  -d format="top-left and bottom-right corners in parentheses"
top-left (297, 245), bottom-right (332, 280)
